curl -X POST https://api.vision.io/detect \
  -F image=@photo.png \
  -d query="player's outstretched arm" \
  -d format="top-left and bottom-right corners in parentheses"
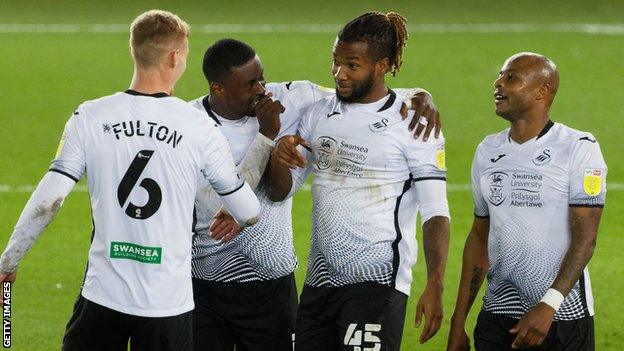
top-left (416, 215), bottom-right (450, 344)
top-left (0, 172), bottom-right (76, 303)
top-left (198, 125), bottom-right (261, 227)
top-left (265, 135), bottom-right (309, 202)
top-left (509, 206), bottom-right (602, 349)
top-left (447, 217), bottom-right (489, 351)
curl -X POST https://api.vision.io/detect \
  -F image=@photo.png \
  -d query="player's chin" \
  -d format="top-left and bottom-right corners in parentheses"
top-left (494, 108), bottom-right (513, 121)
top-left (335, 88), bottom-right (354, 102)
top-left (336, 86), bottom-right (352, 96)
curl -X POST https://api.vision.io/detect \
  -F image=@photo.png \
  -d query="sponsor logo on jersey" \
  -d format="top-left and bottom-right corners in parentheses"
top-left (583, 168), bottom-right (603, 196)
top-left (488, 171), bottom-right (544, 208)
top-left (110, 241), bottom-right (162, 264)
top-left (532, 148), bottom-right (552, 166)
top-left (327, 111), bottom-right (340, 118)
top-left (579, 136), bottom-right (596, 143)
top-left (369, 118), bottom-right (389, 133)
top-left (490, 154), bottom-right (506, 162)
top-left (316, 136), bottom-right (337, 170)
top-left (102, 123), bottom-right (113, 134)
top-left (487, 172), bottom-right (508, 206)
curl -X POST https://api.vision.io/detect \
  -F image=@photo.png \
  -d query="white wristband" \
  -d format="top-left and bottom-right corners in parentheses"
top-left (540, 288), bottom-right (565, 311)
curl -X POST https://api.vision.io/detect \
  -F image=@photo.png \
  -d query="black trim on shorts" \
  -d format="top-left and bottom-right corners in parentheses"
top-left (377, 89), bottom-right (397, 112)
top-left (202, 96), bottom-right (222, 126)
top-left (390, 176), bottom-right (412, 287)
top-left (474, 213), bottom-right (490, 219)
top-left (569, 204), bottom-right (604, 208)
top-left (124, 89), bottom-right (169, 98)
top-left (49, 168), bottom-right (79, 182)
top-left (413, 176), bottom-right (446, 182)
top-left (216, 182), bottom-right (245, 196)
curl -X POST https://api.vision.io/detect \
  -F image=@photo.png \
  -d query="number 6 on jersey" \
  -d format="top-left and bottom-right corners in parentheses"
top-left (117, 150), bottom-right (162, 220)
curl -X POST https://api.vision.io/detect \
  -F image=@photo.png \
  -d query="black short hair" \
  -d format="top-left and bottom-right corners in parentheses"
top-left (338, 12), bottom-right (408, 76)
top-left (202, 39), bottom-right (256, 83)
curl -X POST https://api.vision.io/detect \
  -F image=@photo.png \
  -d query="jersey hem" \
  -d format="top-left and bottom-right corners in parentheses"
top-left (81, 290), bottom-right (194, 317)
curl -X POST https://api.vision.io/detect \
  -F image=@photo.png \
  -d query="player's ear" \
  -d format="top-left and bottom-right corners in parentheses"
top-left (376, 57), bottom-right (390, 76)
top-left (536, 83), bottom-right (550, 101)
top-left (211, 82), bottom-right (224, 96)
top-left (166, 49), bottom-right (179, 69)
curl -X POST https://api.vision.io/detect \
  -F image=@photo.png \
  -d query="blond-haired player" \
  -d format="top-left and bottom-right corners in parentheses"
top-left (0, 10), bottom-right (260, 351)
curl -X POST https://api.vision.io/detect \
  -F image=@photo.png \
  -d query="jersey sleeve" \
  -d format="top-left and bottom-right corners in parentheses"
top-left (471, 146), bottom-right (489, 217)
top-left (49, 108), bottom-right (86, 182)
top-left (568, 135), bottom-right (607, 206)
top-left (198, 122), bottom-right (244, 195)
top-left (271, 80), bottom-right (333, 105)
top-left (405, 131), bottom-right (447, 182)
top-left (402, 131), bottom-right (449, 220)
top-left (394, 88), bottom-right (428, 101)
top-left (0, 172), bottom-right (76, 274)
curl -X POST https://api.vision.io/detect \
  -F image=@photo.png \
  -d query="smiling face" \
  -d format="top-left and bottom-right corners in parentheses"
top-left (493, 53), bottom-right (558, 121)
top-left (212, 55), bottom-right (266, 117)
top-left (332, 39), bottom-right (386, 103)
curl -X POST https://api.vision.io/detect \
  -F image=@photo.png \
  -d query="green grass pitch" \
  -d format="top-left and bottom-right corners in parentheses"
top-left (0, 1), bottom-right (622, 349)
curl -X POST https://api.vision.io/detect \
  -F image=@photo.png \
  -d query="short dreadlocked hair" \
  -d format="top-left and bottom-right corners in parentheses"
top-left (337, 11), bottom-right (408, 76)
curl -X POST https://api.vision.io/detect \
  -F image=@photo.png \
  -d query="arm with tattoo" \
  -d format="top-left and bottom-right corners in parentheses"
top-left (446, 217), bottom-right (489, 350)
top-left (422, 216), bottom-right (450, 285)
top-left (414, 215), bottom-right (450, 344)
top-left (551, 206), bottom-right (602, 295)
top-left (450, 217), bottom-right (489, 323)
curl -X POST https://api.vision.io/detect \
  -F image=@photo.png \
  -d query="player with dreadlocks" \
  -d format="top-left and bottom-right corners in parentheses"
top-left (266, 11), bottom-right (451, 350)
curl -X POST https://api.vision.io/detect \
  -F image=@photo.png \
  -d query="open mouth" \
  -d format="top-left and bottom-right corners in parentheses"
top-left (494, 92), bottom-right (507, 102)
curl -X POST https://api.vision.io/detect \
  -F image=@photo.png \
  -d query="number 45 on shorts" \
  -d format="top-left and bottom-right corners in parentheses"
top-left (343, 323), bottom-right (382, 351)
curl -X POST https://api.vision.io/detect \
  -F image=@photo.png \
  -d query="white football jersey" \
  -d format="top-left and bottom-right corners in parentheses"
top-left (472, 121), bottom-right (607, 321)
top-left (292, 91), bottom-right (449, 296)
top-left (188, 81), bottom-right (330, 281)
top-left (51, 90), bottom-right (244, 317)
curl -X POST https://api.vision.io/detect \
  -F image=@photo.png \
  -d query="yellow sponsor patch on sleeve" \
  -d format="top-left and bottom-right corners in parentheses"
top-left (583, 168), bottom-right (603, 196)
top-left (436, 145), bottom-right (446, 170)
top-left (54, 133), bottom-right (66, 158)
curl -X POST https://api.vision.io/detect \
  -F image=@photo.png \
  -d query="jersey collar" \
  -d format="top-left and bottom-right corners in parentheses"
top-left (536, 120), bottom-right (554, 140)
top-left (124, 89), bottom-right (169, 98)
top-left (331, 88), bottom-right (397, 116)
top-left (201, 96), bottom-right (222, 126)
top-left (507, 119), bottom-right (555, 144)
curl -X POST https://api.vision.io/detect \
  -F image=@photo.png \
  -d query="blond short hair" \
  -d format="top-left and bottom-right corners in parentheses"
top-left (130, 10), bottom-right (190, 68)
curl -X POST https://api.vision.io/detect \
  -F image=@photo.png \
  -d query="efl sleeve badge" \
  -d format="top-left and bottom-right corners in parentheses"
top-left (436, 145), bottom-right (446, 170)
top-left (583, 168), bottom-right (603, 196)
